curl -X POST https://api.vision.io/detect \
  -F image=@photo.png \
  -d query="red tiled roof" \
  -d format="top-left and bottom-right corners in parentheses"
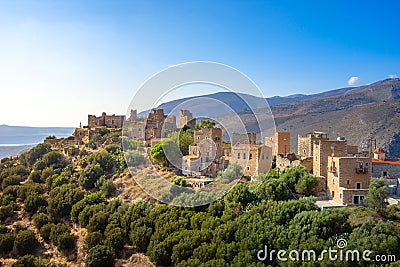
top-left (374, 147), bottom-right (386, 154)
top-left (372, 158), bottom-right (400, 165)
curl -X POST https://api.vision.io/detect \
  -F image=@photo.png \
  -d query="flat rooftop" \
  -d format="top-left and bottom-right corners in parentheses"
top-left (186, 178), bottom-right (214, 183)
top-left (316, 200), bottom-right (345, 210)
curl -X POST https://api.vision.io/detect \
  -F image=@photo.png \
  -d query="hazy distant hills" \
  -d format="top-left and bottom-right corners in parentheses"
top-left (154, 78), bottom-right (400, 157)
top-left (0, 125), bottom-right (75, 158)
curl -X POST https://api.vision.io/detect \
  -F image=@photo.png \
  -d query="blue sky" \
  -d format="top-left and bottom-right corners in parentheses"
top-left (1, 0), bottom-right (400, 126)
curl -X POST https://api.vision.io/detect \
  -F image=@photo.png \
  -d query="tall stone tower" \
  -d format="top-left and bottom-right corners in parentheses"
top-left (180, 109), bottom-right (195, 129)
top-left (265, 132), bottom-right (290, 156)
top-left (313, 139), bottom-right (347, 178)
top-left (298, 132), bottom-right (329, 159)
top-left (128, 109), bottom-right (137, 122)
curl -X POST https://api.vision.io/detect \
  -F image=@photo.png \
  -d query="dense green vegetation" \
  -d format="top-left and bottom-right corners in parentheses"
top-left (195, 119), bottom-right (216, 130)
top-left (0, 134), bottom-right (399, 266)
top-left (150, 129), bottom-right (194, 167)
top-left (149, 123), bottom-right (200, 167)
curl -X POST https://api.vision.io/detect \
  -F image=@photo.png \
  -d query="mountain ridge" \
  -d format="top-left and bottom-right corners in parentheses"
top-left (149, 84), bottom-right (359, 115)
top-left (153, 78), bottom-right (400, 157)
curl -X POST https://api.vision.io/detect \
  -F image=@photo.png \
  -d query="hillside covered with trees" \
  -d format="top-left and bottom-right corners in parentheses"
top-left (0, 130), bottom-right (399, 266)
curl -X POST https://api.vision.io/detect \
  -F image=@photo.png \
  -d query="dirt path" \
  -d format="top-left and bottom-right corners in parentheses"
top-left (71, 224), bottom-right (87, 266)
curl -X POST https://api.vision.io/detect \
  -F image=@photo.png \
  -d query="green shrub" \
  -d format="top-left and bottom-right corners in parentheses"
top-left (13, 230), bottom-right (39, 256)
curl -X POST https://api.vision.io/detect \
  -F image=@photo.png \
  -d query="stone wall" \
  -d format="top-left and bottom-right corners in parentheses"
top-left (258, 145), bottom-right (272, 175)
top-left (88, 112), bottom-right (125, 128)
top-left (104, 114), bottom-right (125, 128)
top-left (231, 145), bottom-right (272, 177)
top-left (179, 110), bottom-right (195, 129)
top-left (327, 156), bottom-right (371, 205)
top-left (232, 133), bottom-right (257, 145)
top-left (145, 109), bottom-right (165, 145)
top-left (44, 138), bottom-right (80, 147)
top-left (298, 132), bottom-right (329, 159)
top-left (314, 176), bottom-right (327, 193)
top-left (128, 122), bottom-right (145, 140)
top-left (276, 154), bottom-right (313, 172)
top-left (164, 115), bottom-right (177, 134)
top-left (194, 128), bottom-right (223, 157)
top-left (372, 162), bottom-right (400, 178)
top-left (128, 109), bottom-right (137, 122)
top-left (300, 157), bottom-right (314, 172)
top-left (342, 189), bottom-right (369, 205)
top-left (313, 140), bottom-right (347, 178)
top-left (74, 128), bottom-right (89, 144)
top-left (265, 132), bottom-right (290, 156)
top-left (337, 157), bottom-right (371, 189)
top-left (182, 127), bottom-right (224, 177)
top-left (347, 145), bottom-right (359, 155)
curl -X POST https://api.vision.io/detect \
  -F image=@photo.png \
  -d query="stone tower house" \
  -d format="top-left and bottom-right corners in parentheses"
top-left (265, 132), bottom-right (290, 156)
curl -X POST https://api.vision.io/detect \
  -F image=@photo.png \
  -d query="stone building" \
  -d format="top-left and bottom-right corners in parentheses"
top-left (371, 148), bottom-right (400, 195)
top-left (128, 122), bottom-right (145, 140)
top-left (347, 145), bottom-right (359, 155)
top-left (232, 132), bottom-right (257, 146)
top-left (313, 139), bottom-right (347, 178)
top-left (373, 147), bottom-right (386, 160)
top-left (127, 109), bottom-right (137, 123)
top-left (265, 132), bottom-right (290, 156)
top-left (125, 109), bottom-right (175, 142)
top-left (182, 143), bottom-right (224, 177)
top-left (88, 112), bottom-right (125, 128)
top-left (276, 153), bottom-right (313, 173)
top-left (193, 128), bottom-right (223, 157)
top-left (372, 148), bottom-right (400, 178)
top-left (327, 156), bottom-right (371, 205)
top-left (164, 115), bottom-right (177, 133)
top-left (74, 126), bottom-right (122, 146)
top-left (74, 128), bottom-right (90, 144)
top-left (182, 127), bottom-right (225, 177)
top-left (298, 131), bottom-right (329, 159)
top-left (231, 144), bottom-right (272, 177)
top-left (145, 109), bottom-right (166, 146)
top-left (179, 109), bottom-right (196, 129)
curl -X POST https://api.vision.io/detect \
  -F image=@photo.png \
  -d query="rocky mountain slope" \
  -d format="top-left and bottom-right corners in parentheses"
top-left (152, 78), bottom-right (400, 157)
top-left (271, 78), bottom-right (400, 156)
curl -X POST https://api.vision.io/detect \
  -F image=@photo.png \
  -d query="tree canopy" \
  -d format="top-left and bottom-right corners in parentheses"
top-left (0, 137), bottom-right (399, 266)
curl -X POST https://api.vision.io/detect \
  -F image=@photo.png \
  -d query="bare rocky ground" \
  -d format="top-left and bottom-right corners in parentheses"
top-left (115, 253), bottom-right (155, 267)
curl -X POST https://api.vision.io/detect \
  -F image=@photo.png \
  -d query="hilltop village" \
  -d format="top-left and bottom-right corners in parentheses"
top-left (46, 109), bottom-right (400, 207)
top-left (1, 109), bottom-right (400, 266)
